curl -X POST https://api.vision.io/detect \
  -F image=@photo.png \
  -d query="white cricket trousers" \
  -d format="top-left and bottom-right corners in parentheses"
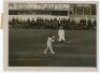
top-left (44, 43), bottom-right (55, 54)
top-left (58, 36), bottom-right (65, 42)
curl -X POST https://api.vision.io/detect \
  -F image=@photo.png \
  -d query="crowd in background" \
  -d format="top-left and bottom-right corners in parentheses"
top-left (9, 17), bottom-right (96, 30)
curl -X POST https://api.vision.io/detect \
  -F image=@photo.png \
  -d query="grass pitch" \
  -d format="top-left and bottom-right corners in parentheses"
top-left (9, 29), bottom-right (96, 67)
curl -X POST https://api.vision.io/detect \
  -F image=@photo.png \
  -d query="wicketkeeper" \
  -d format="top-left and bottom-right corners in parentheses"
top-left (58, 27), bottom-right (66, 43)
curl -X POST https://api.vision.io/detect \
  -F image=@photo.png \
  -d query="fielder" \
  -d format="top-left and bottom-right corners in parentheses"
top-left (44, 35), bottom-right (55, 55)
top-left (58, 27), bottom-right (66, 43)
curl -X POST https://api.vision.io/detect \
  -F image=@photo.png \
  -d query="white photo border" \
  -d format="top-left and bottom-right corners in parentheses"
top-left (3, 0), bottom-right (99, 72)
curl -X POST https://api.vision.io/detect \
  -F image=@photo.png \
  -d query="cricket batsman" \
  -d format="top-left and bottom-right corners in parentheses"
top-left (58, 27), bottom-right (66, 43)
top-left (44, 35), bottom-right (56, 55)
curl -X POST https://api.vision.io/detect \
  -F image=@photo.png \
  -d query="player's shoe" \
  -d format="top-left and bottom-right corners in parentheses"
top-left (51, 52), bottom-right (56, 55)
